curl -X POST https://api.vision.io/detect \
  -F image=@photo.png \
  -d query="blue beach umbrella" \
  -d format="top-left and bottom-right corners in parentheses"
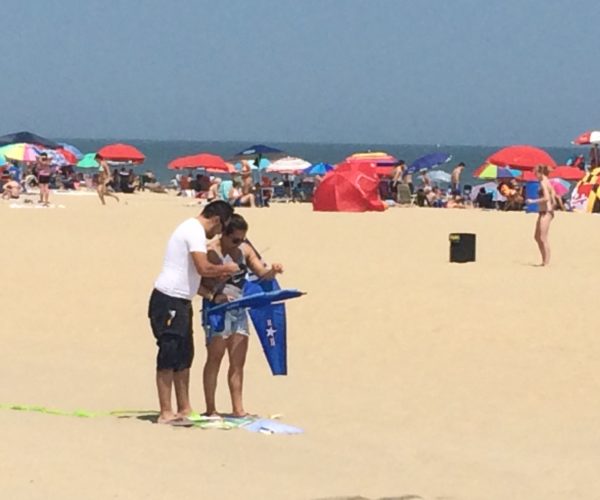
top-left (233, 144), bottom-right (286, 159)
top-left (407, 152), bottom-right (452, 174)
top-left (0, 131), bottom-right (60, 149)
top-left (0, 153), bottom-right (6, 166)
top-left (304, 162), bottom-right (333, 176)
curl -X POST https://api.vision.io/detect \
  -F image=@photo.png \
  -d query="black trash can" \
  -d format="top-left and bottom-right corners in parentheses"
top-left (449, 233), bottom-right (476, 263)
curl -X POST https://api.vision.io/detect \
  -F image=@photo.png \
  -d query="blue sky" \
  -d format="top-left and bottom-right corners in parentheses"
top-left (3, 0), bottom-right (599, 146)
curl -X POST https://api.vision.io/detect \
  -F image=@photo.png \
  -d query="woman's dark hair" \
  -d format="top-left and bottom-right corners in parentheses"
top-left (202, 200), bottom-right (234, 225)
top-left (224, 213), bottom-right (248, 235)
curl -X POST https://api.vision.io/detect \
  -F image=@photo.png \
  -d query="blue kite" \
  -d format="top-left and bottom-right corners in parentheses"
top-left (203, 279), bottom-right (304, 376)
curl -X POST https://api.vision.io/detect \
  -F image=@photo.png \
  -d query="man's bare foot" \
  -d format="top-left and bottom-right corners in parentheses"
top-left (176, 407), bottom-right (193, 418)
top-left (157, 412), bottom-right (178, 424)
top-left (201, 411), bottom-right (221, 418)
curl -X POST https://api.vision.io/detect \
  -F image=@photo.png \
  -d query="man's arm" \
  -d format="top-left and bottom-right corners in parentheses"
top-left (192, 251), bottom-right (238, 278)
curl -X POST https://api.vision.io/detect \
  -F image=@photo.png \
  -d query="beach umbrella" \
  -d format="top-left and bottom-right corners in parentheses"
top-left (0, 143), bottom-right (40, 162)
top-left (266, 156), bottom-right (311, 174)
top-left (97, 143), bottom-right (145, 163)
top-left (55, 147), bottom-right (78, 165)
top-left (0, 131), bottom-right (60, 149)
top-left (406, 152), bottom-right (452, 174)
top-left (469, 182), bottom-right (501, 201)
top-left (549, 166), bottom-right (585, 181)
top-left (304, 162), bottom-right (334, 176)
top-left (550, 178), bottom-right (571, 197)
top-left (428, 170), bottom-right (452, 183)
top-left (0, 153), bottom-right (6, 166)
top-left (76, 153), bottom-right (100, 168)
top-left (572, 130), bottom-right (600, 145)
top-left (59, 142), bottom-right (83, 160)
top-left (35, 148), bottom-right (70, 166)
top-left (486, 145), bottom-right (556, 170)
top-left (475, 164), bottom-right (521, 180)
top-left (232, 144), bottom-right (286, 160)
top-left (346, 151), bottom-right (398, 177)
top-left (168, 153), bottom-right (234, 173)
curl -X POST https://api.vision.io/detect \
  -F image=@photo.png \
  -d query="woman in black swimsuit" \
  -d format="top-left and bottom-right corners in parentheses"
top-left (526, 164), bottom-right (557, 266)
top-left (36, 153), bottom-right (52, 206)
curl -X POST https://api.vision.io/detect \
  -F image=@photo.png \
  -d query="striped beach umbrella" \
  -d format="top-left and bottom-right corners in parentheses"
top-left (0, 143), bottom-right (39, 162)
top-left (475, 164), bottom-right (521, 180)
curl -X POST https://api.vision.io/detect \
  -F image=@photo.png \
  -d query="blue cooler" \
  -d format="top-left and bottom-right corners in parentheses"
top-left (525, 181), bottom-right (540, 213)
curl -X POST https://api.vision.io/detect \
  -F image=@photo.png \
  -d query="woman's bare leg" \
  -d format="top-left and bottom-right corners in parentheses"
top-left (226, 334), bottom-right (249, 416)
top-left (202, 337), bottom-right (227, 415)
top-left (533, 215), bottom-right (544, 264)
top-left (538, 213), bottom-right (553, 266)
top-left (97, 186), bottom-right (106, 205)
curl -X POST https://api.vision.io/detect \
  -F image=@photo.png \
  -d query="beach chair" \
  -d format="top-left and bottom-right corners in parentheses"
top-left (396, 183), bottom-right (413, 205)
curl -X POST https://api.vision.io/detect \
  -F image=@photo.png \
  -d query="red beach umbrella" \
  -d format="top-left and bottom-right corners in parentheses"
top-left (55, 147), bottom-right (78, 165)
top-left (97, 143), bottom-right (145, 163)
top-left (168, 153), bottom-right (234, 173)
top-left (549, 166), bottom-right (585, 181)
top-left (487, 145), bottom-right (556, 170)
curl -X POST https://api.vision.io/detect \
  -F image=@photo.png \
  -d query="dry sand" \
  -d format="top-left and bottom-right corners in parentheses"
top-left (1, 191), bottom-right (600, 500)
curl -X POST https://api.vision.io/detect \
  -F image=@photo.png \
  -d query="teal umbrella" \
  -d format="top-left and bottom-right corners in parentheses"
top-left (77, 153), bottom-right (99, 168)
top-left (0, 153), bottom-right (6, 166)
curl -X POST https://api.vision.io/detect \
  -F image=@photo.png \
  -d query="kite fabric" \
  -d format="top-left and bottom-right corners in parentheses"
top-left (202, 279), bottom-right (304, 375)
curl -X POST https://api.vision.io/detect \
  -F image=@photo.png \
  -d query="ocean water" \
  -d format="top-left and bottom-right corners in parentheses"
top-left (62, 138), bottom-right (582, 183)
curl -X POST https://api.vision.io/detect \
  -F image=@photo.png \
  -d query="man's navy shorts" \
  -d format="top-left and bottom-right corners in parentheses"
top-left (148, 289), bottom-right (194, 371)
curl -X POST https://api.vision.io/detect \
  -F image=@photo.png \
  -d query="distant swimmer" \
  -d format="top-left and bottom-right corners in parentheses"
top-left (526, 164), bottom-right (557, 266)
top-left (96, 156), bottom-right (119, 205)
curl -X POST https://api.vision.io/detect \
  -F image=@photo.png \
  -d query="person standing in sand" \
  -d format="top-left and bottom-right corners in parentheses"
top-left (390, 160), bottom-right (405, 199)
top-left (149, 200), bottom-right (239, 424)
top-left (36, 153), bottom-right (52, 206)
top-left (451, 162), bottom-right (465, 194)
top-left (199, 214), bottom-right (284, 417)
top-left (96, 156), bottom-right (119, 205)
top-left (526, 164), bottom-right (557, 267)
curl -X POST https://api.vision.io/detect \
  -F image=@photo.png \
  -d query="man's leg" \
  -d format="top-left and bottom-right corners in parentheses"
top-left (227, 334), bottom-right (249, 417)
top-left (174, 369), bottom-right (192, 417)
top-left (156, 369), bottom-right (177, 423)
top-left (202, 337), bottom-right (227, 415)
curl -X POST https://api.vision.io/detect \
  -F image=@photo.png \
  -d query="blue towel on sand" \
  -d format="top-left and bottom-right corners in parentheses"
top-left (242, 418), bottom-right (303, 434)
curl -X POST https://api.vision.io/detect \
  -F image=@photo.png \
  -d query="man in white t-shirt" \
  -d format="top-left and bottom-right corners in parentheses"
top-left (149, 200), bottom-right (239, 424)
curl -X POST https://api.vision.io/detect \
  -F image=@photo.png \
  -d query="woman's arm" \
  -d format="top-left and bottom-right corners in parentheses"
top-left (243, 244), bottom-right (284, 280)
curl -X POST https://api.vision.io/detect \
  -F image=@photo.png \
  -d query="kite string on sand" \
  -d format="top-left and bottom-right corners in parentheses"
top-left (0, 403), bottom-right (156, 419)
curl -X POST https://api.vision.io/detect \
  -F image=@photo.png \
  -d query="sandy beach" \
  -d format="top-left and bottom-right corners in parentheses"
top-left (2, 192), bottom-right (600, 500)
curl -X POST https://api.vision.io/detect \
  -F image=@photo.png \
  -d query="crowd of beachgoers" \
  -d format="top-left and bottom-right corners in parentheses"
top-left (0, 134), bottom-right (596, 212)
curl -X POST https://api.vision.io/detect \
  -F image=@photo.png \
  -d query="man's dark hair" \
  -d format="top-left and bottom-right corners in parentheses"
top-left (224, 213), bottom-right (248, 235)
top-left (458, 162), bottom-right (465, 167)
top-left (201, 200), bottom-right (234, 225)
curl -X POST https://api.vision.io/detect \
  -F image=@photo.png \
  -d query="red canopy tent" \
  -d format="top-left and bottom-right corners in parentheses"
top-left (312, 162), bottom-right (386, 212)
top-left (97, 143), bottom-right (145, 163)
